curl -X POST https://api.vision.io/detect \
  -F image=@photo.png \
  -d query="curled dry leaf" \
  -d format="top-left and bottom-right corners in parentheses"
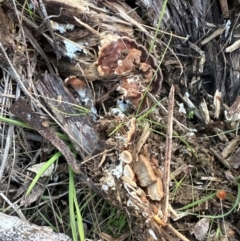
top-left (27, 162), bottom-right (55, 177)
top-left (133, 154), bottom-right (157, 187)
top-left (190, 218), bottom-right (209, 241)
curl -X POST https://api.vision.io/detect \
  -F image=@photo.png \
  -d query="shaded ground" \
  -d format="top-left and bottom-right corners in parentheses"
top-left (0, 0), bottom-right (240, 241)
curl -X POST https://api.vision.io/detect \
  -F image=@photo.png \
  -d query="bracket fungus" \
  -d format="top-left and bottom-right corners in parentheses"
top-left (147, 178), bottom-right (164, 201)
top-left (133, 154), bottom-right (157, 187)
top-left (97, 37), bottom-right (163, 109)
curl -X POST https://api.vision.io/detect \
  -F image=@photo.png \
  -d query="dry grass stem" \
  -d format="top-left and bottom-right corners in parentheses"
top-left (201, 27), bottom-right (226, 45)
top-left (0, 125), bottom-right (14, 182)
top-left (0, 193), bottom-right (26, 221)
top-left (167, 224), bottom-right (190, 241)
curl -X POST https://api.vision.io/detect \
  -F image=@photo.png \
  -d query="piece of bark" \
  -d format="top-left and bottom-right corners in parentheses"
top-left (137, 0), bottom-right (239, 107)
top-left (0, 6), bottom-right (14, 48)
top-left (0, 5), bottom-right (21, 69)
top-left (51, 59), bottom-right (99, 81)
top-left (10, 97), bottom-right (104, 196)
top-left (0, 212), bottom-right (72, 241)
top-left (42, 0), bottom-right (133, 36)
top-left (36, 72), bottom-right (105, 157)
top-left (9, 97), bottom-right (81, 173)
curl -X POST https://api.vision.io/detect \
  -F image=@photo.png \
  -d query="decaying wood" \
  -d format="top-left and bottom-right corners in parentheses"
top-left (10, 97), bottom-right (81, 173)
top-left (10, 97), bottom-right (104, 197)
top-left (0, 6), bottom-right (14, 48)
top-left (36, 72), bottom-right (105, 157)
top-left (0, 212), bottom-right (71, 241)
top-left (0, 5), bottom-right (26, 70)
top-left (42, 0), bottom-right (134, 36)
top-left (138, 0), bottom-right (240, 107)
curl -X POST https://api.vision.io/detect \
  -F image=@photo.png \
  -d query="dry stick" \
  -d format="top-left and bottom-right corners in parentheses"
top-left (0, 125), bottom-right (14, 182)
top-left (167, 224), bottom-right (190, 241)
top-left (201, 27), bottom-right (226, 45)
top-left (38, 0), bottom-right (61, 60)
top-left (0, 193), bottom-right (26, 221)
top-left (219, 0), bottom-right (229, 18)
top-left (74, 16), bottom-right (102, 38)
top-left (209, 147), bottom-right (234, 171)
top-left (162, 85), bottom-right (174, 222)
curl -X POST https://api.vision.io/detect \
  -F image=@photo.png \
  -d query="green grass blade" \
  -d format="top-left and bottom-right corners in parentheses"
top-left (74, 193), bottom-right (85, 241)
top-left (69, 167), bottom-right (85, 241)
top-left (26, 152), bottom-right (62, 196)
top-left (0, 116), bottom-right (33, 129)
top-left (149, 0), bottom-right (168, 53)
top-left (198, 180), bottom-right (240, 219)
top-left (178, 193), bottom-right (215, 211)
top-left (69, 167), bottom-right (78, 241)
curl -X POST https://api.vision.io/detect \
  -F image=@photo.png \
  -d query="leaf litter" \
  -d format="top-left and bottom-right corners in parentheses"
top-left (0, 0), bottom-right (239, 241)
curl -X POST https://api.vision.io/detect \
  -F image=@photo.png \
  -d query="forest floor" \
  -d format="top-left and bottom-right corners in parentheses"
top-left (0, 1), bottom-right (240, 241)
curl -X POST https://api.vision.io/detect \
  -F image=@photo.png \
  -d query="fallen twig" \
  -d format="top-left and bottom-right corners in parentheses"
top-left (162, 85), bottom-right (174, 222)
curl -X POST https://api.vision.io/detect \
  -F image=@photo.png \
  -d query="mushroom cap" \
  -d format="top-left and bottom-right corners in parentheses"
top-left (65, 76), bottom-right (86, 89)
top-left (126, 117), bottom-right (136, 144)
top-left (119, 150), bottom-right (133, 164)
top-left (64, 75), bottom-right (88, 99)
top-left (133, 154), bottom-right (157, 187)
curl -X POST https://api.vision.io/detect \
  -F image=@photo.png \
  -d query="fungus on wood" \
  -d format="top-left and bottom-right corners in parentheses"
top-left (133, 154), bottom-right (157, 187)
top-left (148, 178), bottom-right (164, 201)
top-left (119, 150), bottom-right (133, 164)
top-left (97, 37), bottom-right (163, 110)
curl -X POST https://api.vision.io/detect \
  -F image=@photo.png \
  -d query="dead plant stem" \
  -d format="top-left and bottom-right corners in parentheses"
top-left (0, 193), bottom-right (26, 221)
top-left (0, 125), bottom-right (14, 182)
top-left (167, 224), bottom-right (190, 241)
top-left (162, 85), bottom-right (174, 222)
